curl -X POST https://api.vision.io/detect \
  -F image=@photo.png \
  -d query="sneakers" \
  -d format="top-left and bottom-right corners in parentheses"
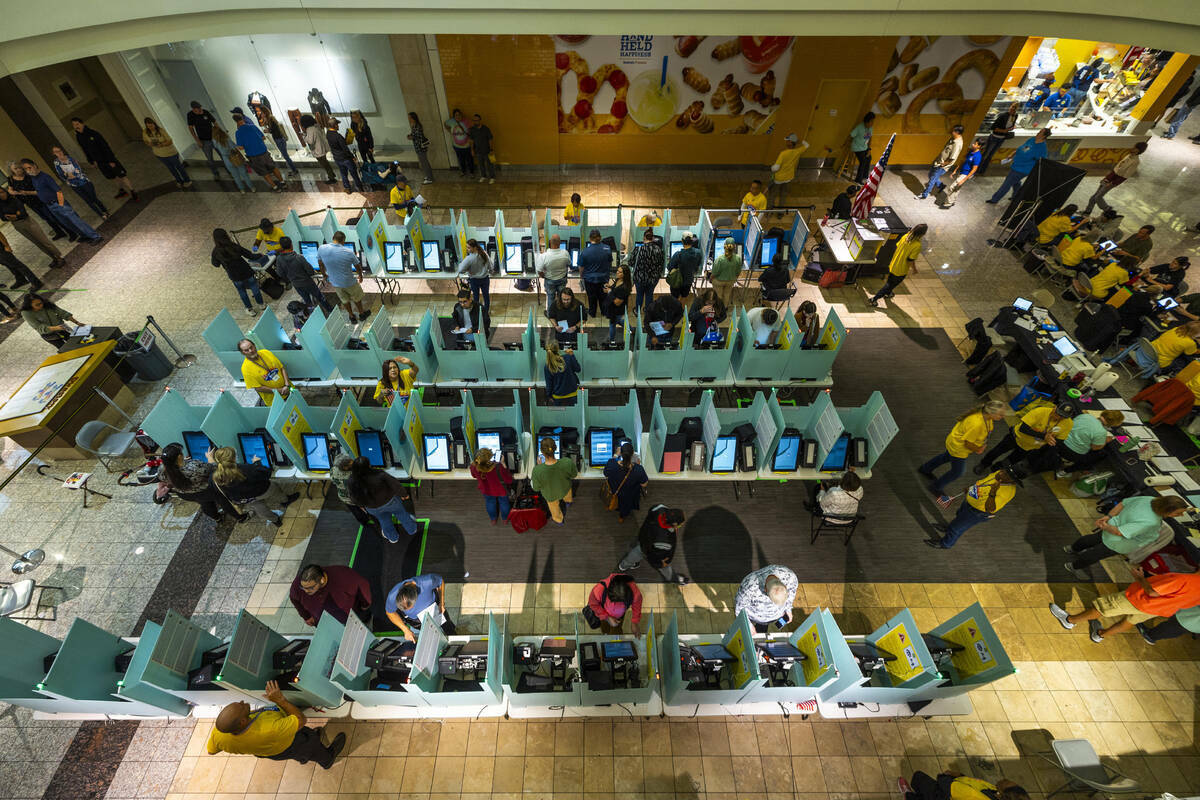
top-left (1061, 544), bottom-right (1076, 554)
top-left (1054, 469), bottom-right (1072, 479)
top-left (489, 178), bottom-right (495, 184)
top-left (914, 193), bottom-right (928, 200)
top-left (985, 198), bottom-right (999, 205)
top-left (347, 313), bottom-right (358, 324)
top-left (897, 777), bottom-right (913, 796)
top-left (478, 177), bottom-right (485, 183)
top-left (281, 491), bottom-right (300, 507)
top-left (422, 178), bottom-right (434, 184)
top-left (1088, 619), bottom-right (1103, 643)
top-left (1136, 623), bottom-right (1155, 645)
top-left (867, 297), bottom-right (879, 307)
top-left (246, 307), bottom-right (258, 316)
top-left (382, 528), bottom-right (400, 543)
top-left (1048, 602), bottom-right (1074, 629)
top-left (271, 513), bottom-right (284, 527)
top-left (674, 574), bottom-right (690, 586)
top-left (1064, 562), bottom-right (1088, 580)
top-left (924, 537), bottom-right (948, 549)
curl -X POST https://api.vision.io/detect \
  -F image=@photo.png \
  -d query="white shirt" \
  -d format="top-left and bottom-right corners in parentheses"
top-left (536, 249), bottom-right (571, 282)
top-left (746, 307), bottom-right (782, 345)
top-left (1112, 153), bottom-right (1139, 179)
top-left (817, 486), bottom-right (864, 523)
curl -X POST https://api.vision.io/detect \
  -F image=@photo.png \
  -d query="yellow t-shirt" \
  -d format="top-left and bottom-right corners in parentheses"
top-left (241, 349), bottom-right (287, 405)
top-left (1186, 370), bottom-right (1200, 405)
top-left (564, 202), bottom-right (584, 225)
top-left (1090, 263), bottom-right (1128, 298)
top-left (1036, 214), bottom-right (1074, 244)
top-left (1012, 405), bottom-right (1072, 451)
top-left (964, 471), bottom-right (1016, 514)
top-left (945, 412), bottom-right (992, 459)
top-left (638, 213), bottom-right (662, 227)
top-left (739, 191), bottom-right (767, 225)
top-left (254, 226), bottom-right (285, 252)
top-left (949, 776), bottom-right (1001, 800)
top-left (888, 232), bottom-right (922, 277)
top-left (772, 147), bottom-right (804, 183)
top-left (373, 369), bottom-right (415, 407)
top-left (1152, 327), bottom-right (1198, 368)
top-left (1060, 238), bottom-right (1096, 267)
top-left (206, 709), bottom-right (299, 757)
top-left (389, 184), bottom-right (414, 220)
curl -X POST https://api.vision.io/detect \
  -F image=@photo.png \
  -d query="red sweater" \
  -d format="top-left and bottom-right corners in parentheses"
top-left (469, 461), bottom-right (512, 497)
top-left (288, 565), bottom-right (371, 624)
top-left (587, 572), bottom-right (642, 626)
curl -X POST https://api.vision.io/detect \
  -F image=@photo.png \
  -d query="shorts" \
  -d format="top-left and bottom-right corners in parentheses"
top-left (333, 282), bottom-right (365, 303)
top-left (247, 152), bottom-right (276, 175)
top-left (95, 160), bottom-right (127, 180)
top-left (1093, 591), bottom-right (1157, 625)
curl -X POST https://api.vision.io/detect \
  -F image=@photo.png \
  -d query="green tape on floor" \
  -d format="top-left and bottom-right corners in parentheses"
top-left (414, 518), bottom-right (431, 575)
top-left (347, 525), bottom-right (364, 568)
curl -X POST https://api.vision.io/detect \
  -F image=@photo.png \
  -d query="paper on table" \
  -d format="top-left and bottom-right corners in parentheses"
top-left (1013, 318), bottom-right (1035, 331)
top-left (1123, 425), bottom-right (1156, 441)
top-left (1172, 471), bottom-right (1200, 492)
top-left (1153, 456), bottom-right (1187, 472)
top-left (1098, 398), bottom-right (1132, 410)
top-left (414, 194), bottom-right (426, 206)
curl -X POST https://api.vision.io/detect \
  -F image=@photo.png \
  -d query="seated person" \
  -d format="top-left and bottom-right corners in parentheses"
top-left (374, 357), bottom-right (417, 408)
top-left (796, 300), bottom-right (820, 345)
top-left (1064, 495), bottom-right (1188, 578)
top-left (759, 253), bottom-right (794, 299)
top-left (829, 184), bottom-right (856, 220)
top-left (1059, 230), bottom-right (1100, 270)
top-left (252, 217), bottom-right (284, 263)
top-left (385, 573), bottom-right (454, 641)
top-left (806, 471), bottom-right (863, 523)
top-left (1088, 260), bottom-right (1132, 300)
top-left (1114, 225), bottom-right (1154, 268)
top-left (746, 306), bottom-right (783, 346)
top-left (898, 770), bottom-right (1030, 800)
top-left (450, 288), bottom-right (490, 345)
top-left (1055, 410), bottom-right (1123, 477)
top-left (1150, 321), bottom-right (1200, 369)
top-left (546, 286), bottom-right (588, 346)
top-left (1114, 285), bottom-right (1162, 345)
top-left (687, 289), bottom-right (727, 347)
top-left (1028, 203), bottom-right (1085, 249)
top-left (1139, 256), bottom-right (1189, 297)
top-left (644, 294), bottom-right (683, 346)
top-left (1170, 290), bottom-right (1200, 322)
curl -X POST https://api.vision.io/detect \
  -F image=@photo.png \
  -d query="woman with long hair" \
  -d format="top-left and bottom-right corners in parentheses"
top-left (531, 435), bottom-right (577, 524)
top-left (49, 145), bottom-right (108, 219)
top-left (20, 292), bottom-right (78, 346)
top-left (301, 113), bottom-right (337, 184)
top-left (468, 447), bottom-right (514, 524)
top-left (261, 109), bottom-right (299, 176)
top-left (373, 357), bottom-right (418, 408)
top-left (602, 441), bottom-right (648, 522)
top-left (350, 110), bottom-right (375, 164)
top-left (919, 400), bottom-right (1008, 502)
top-left (586, 572), bottom-right (642, 634)
top-left (346, 456), bottom-right (416, 542)
top-left (159, 442), bottom-right (241, 521)
top-left (543, 338), bottom-right (581, 406)
top-left (210, 228), bottom-right (265, 315)
top-left (688, 288), bottom-right (728, 347)
top-left (603, 264), bottom-right (632, 343)
top-left (208, 446), bottom-right (296, 526)
top-left (211, 126), bottom-right (254, 193)
top-left (406, 111), bottom-right (434, 184)
top-left (141, 118), bottom-right (192, 187)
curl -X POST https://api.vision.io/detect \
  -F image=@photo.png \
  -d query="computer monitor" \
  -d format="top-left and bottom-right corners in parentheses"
top-left (384, 241), bottom-right (403, 273)
top-left (421, 240), bottom-right (441, 272)
top-left (301, 433), bottom-right (332, 472)
top-left (299, 240), bottom-right (321, 271)
top-left (1157, 296), bottom-right (1180, 311)
top-left (1013, 296), bottom-right (1033, 312)
top-left (711, 435), bottom-right (737, 473)
top-left (772, 434), bottom-right (801, 473)
top-left (237, 432), bottom-right (272, 466)
top-left (669, 241), bottom-right (684, 257)
top-left (503, 243), bottom-right (523, 275)
top-left (600, 640), bottom-right (636, 661)
top-left (1053, 337), bottom-right (1078, 358)
top-left (759, 237), bottom-right (778, 267)
top-left (570, 249), bottom-right (579, 267)
top-left (423, 433), bottom-right (451, 472)
top-left (820, 434), bottom-right (851, 471)
top-left (692, 644), bottom-right (734, 662)
top-left (339, 241), bottom-right (358, 256)
top-left (182, 430), bottom-right (212, 460)
top-left (355, 429), bottom-right (386, 468)
top-left (475, 430), bottom-right (501, 454)
top-left (759, 641), bottom-right (805, 660)
top-left (588, 429), bottom-right (614, 467)
top-left (538, 434), bottom-right (561, 461)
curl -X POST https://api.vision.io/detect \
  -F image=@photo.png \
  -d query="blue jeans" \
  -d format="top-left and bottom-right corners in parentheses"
top-left (198, 139), bottom-right (220, 178)
top-left (1166, 105), bottom-right (1193, 138)
top-left (941, 503), bottom-right (994, 547)
top-left (543, 277), bottom-right (566, 315)
top-left (634, 281), bottom-right (657, 318)
top-left (273, 137), bottom-right (298, 172)
top-left (232, 277), bottom-right (264, 309)
top-left (919, 450), bottom-right (966, 495)
top-left (295, 282), bottom-right (332, 314)
top-left (48, 203), bottom-right (99, 241)
top-left (469, 277), bottom-right (491, 310)
top-left (484, 493), bottom-right (511, 521)
top-left (919, 165), bottom-right (948, 198)
top-left (336, 158), bottom-right (363, 191)
top-left (157, 154), bottom-right (190, 185)
top-left (608, 318), bottom-right (623, 342)
top-left (366, 495), bottom-right (417, 542)
top-left (989, 169), bottom-right (1028, 204)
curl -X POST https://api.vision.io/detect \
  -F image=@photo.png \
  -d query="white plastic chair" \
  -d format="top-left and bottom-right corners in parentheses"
top-left (1038, 738), bottom-right (1141, 798)
top-left (74, 421), bottom-right (138, 472)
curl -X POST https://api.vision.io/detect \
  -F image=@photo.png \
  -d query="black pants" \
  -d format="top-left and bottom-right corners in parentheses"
top-left (904, 771), bottom-right (945, 800)
top-left (1144, 615), bottom-right (1192, 642)
top-left (266, 726), bottom-right (339, 768)
top-left (870, 273), bottom-right (905, 302)
top-left (670, 282), bottom-right (693, 300)
top-left (1055, 441), bottom-right (1107, 472)
top-left (979, 430), bottom-right (1018, 470)
top-left (853, 149), bottom-right (871, 183)
top-left (0, 250), bottom-right (41, 288)
top-left (345, 501), bottom-right (375, 527)
top-left (294, 281), bottom-right (332, 314)
top-left (1066, 532), bottom-right (1120, 569)
top-left (0, 291), bottom-right (15, 315)
top-left (978, 136), bottom-right (1006, 175)
top-left (179, 485), bottom-right (240, 521)
top-left (453, 146), bottom-right (475, 176)
top-left (583, 280), bottom-right (606, 316)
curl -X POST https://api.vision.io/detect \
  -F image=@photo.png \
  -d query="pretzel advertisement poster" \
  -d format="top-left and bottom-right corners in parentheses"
top-left (554, 35), bottom-right (796, 135)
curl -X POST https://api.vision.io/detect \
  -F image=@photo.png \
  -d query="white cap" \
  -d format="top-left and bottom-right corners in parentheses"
top-left (784, 133), bottom-right (799, 143)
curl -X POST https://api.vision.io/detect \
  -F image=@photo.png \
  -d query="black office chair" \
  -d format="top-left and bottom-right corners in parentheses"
top-left (760, 284), bottom-right (797, 310)
top-left (808, 508), bottom-right (864, 546)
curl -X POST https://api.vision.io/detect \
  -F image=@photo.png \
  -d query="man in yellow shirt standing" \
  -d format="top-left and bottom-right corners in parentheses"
top-left (928, 468), bottom-right (1021, 548)
top-left (768, 133), bottom-right (809, 207)
top-left (739, 180), bottom-right (767, 226)
top-left (919, 399), bottom-right (1007, 501)
top-left (239, 339), bottom-right (290, 405)
top-left (207, 679), bottom-right (346, 767)
top-left (868, 223), bottom-right (926, 307)
top-left (563, 193), bottom-right (584, 226)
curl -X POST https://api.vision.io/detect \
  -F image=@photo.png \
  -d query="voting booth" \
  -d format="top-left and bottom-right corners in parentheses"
top-left (330, 614), bottom-right (425, 713)
top-left (319, 307), bottom-right (381, 380)
top-left (365, 308), bottom-right (439, 380)
top-left (401, 613), bottom-right (505, 717)
top-left (203, 308), bottom-right (251, 381)
top-left (577, 389), bottom-right (642, 478)
top-left (907, 603), bottom-right (1015, 704)
top-left (264, 390), bottom-right (337, 472)
top-left (117, 610), bottom-right (230, 712)
top-left (213, 610), bottom-right (343, 711)
top-left (481, 310), bottom-right (537, 382)
top-left (331, 389), bottom-right (405, 471)
top-left (835, 391), bottom-right (899, 473)
top-left (495, 209), bottom-right (538, 277)
top-left (404, 207), bottom-right (462, 278)
top-left (731, 307), bottom-right (845, 385)
top-left (401, 388), bottom-right (527, 479)
top-left (660, 611), bottom-right (761, 714)
top-left (359, 207), bottom-right (410, 280)
top-left (251, 307), bottom-right (335, 381)
top-left (141, 388), bottom-right (211, 455)
top-left (759, 390), bottom-right (844, 478)
top-left (739, 608), bottom-right (863, 706)
top-left (633, 317), bottom-right (687, 381)
top-left (502, 616), bottom-right (584, 715)
top-left (534, 318), bottom-right (633, 383)
top-left (645, 390), bottom-right (769, 480)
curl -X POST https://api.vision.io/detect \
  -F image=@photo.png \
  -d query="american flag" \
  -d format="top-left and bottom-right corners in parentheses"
top-left (851, 133), bottom-right (895, 219)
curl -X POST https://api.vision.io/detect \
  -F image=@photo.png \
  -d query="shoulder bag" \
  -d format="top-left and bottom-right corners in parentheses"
top-left (581, 577), bottom-right (609, 629)
top-left (600, 466), bottom-right (631, 511)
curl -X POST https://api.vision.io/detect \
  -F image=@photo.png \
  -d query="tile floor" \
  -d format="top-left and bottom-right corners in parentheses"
top-left (0, 117), bottom-right (1198, 799)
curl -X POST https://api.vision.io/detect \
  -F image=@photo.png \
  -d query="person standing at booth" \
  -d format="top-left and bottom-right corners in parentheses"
top-left (537, 234), bottom-right (572, 318)
top-left (579, 229), bottom-right (612, 316)
top-left (207, 684), bottom-right (346, 767)
top-left (330, 455), bottom-right (376, 529)
top-left (667, 233), bottom-right (703, 300)
top-left (1063, 495), bottom-right (1187, 578)
top-left (645, 294), bottom-right (684, 346)
top-left (629, 228), bottom-right (665, 319)
top-left (275, 236), bottom-right (332, 314)
top-left (563, 192), bottom-right (584, 226)
top-left (532, 435), bottom-right (578, 522)
top-left (710, 237), bottom-right (744, 309)
top-left (386, 573), bottom-right (454, 640)
top-left (451, 288), bottom-right (491, 343)
top-left (734, 565), bottom-right (799, 633)
top-left (318, 231), bottom-right (369, 323)
top-left (374, 357), bottom-right (418, 408)
top-left (543, 339), bottom-right (582, 406)
top-left (586, 573), bottom-right (642, 634)
top-left (209, 446), bottom-right (298, 527)
top-left (346, 456), bottom-right (417, 543)
top-left (603, 441), bottom-right (649, 523)
top-left (469, 448), bottom-right (514, 524)
top-left (456, 238), bottom-right (493, 311)
top-left (602, 264), bottom-right (632, 343)
top-left (548, 287), bottom-right (588, 348)
top-left (159, 442), bottom-right (241, 522)
top-left (238, 338), bottom-right (290, 405)
top-left (919, 400), bottom-right (1008, 502)
top-left (867, 223), bottom-right (926, 307)
top-left (618, 504), bottom-right (689, 585)
top-left (739, 179), bottom-right (767, 225)
top-left (289, 563), bottom-right (372, 627)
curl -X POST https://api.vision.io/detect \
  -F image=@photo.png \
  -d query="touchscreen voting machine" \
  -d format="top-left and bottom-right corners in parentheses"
top-left (423, 434), bottom-right (452, 472)
top-left (238, 432), bottom-right (273, 466)
top-left (355, 429), bottom-right (388, 468)
top-left (183, 431), bottom-right (212, 460)
top-left (301, 433), bottom-right (332, 472)
top-left (588, 429), bottom-right (614, 467)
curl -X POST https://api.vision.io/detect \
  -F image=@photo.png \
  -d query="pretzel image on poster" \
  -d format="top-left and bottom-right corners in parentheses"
top-left (556, 50), bottom-right (630, 133)
top-left (675, 36), bottom-right (706, 57)
top-left (903, 82), bottom-right (964, 132)
top-left (943, 49), bottom-right (1000, 87)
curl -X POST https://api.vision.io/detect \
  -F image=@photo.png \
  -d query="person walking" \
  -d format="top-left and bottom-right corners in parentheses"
top-left (537, 234), bottom-right (572, 317)
top-left (666, 233), bottom-right (703, 301)
top-left (186, 101), bottom-right (222, 180)
top-left (0, 186), bottom-right (63, 266)
top-left (326, 118), bottom-right (363, 194)
top-left (20, 293), bottom-right (79, 346)
top-left (1136, 604), bottom-right (1200, 645)
top-left (937, 138), bottom-right (983, 208)
top-left (0, 231), bottom-right (43, 290)
top-left (867, 223), bottom-right (926, 306)
top-left (768, 133), bottom-right (808, 207)
top-left (585, 573), bottom-right (642, 634)
top-left (1050, 565), bottom-right (1200, 644)
top-left (275, 236), bottom-right (332, 314)
top-left (406, 112), bottom-right (435, 184)
top-left (602, 264), bottom-right (632, 343)
top-left (349, 110), bottom-right (375, 164)
top-left (1063, 495), bottom-right (1187, 578)
top-left (618, 504), bottom-right (689, 585)
top-left (317, 231), bottom-right (369, 323)
top-left (1163, 83), bottom-right (1200, 139)
top-left (919, 400), bottom-right (1008, 502)
top-left (846, 112), bottom-right (875, 183)
top-left (289, 563), bottom-right (372, 627)
top-left (301, 114), bottom-right (337, 184)
top-left (629, 228), bottom-right (665, 319)
top-left (263, 110), bottom-right (300, 176)
top-left (211, 127), bottom-right (255, 193)
top-left (469, 113), bottom-right (495, 183)
top-left (346, 456), bottom-right (418, 543)
top-left (468, 448), bottom-right (514, 524)
top-left (159, 442), bottom-right (241, 522)
top-left (579, 229), bottom-right (612, 316)
top-left (734, 565), bottom-right (799, 632)
top-left (211, 228), bottom-right (266, 316)
top-left (444, 108), bottom-right (475, 177)
top-left (19, 159), bottom-right (101, 243)
top-left (6, 162), bottom-right (71, 241)
top-left (456, 237), bottom-right (493, 310)
top-left (1083, 142), bottom-right (1146, 215)
top-left (49, 145), bottom-right (108, 220)
top-left (330, 455), bottom-right (377, 529)
top-left (207, 683), bottom-right (345, 767)
top-left (70, 118), bottom-right (137, 201)
top-left (987, 128), bottom-right (1051, 205)
top-left (978, 103), bottom-right (1018, 175)
top-left (915, 125), bottom-right (963, 200)
top-left (233, 113), bottom-right (285, 192)
top-left (602, 441), bottom-right (648, 522)
top-left (142, 118), bottom-right (192, 188)
top-left (543, 339), bottom-right (581, 406)
top-left (531, 435), bottom-right (577, 523)
top-left (710, 237), bottom-right (744, 308)
top-left (209, 446), bottom-right (298, 527)
top-left (927, 469), bottom-right (1022, 549)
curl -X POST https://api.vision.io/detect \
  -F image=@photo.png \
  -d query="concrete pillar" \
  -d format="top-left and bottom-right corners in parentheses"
top-left (389, 34), bottom-right (452, 170)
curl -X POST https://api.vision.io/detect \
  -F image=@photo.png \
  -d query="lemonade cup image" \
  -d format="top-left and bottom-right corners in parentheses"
top-left (627, 69), bottom-right (679, 132)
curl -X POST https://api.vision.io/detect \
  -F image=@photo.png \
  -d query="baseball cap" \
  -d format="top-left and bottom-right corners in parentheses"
top-left (784, 133), bottom-right (799, 143)
top-left (229, 106), bottom-right (244, 115)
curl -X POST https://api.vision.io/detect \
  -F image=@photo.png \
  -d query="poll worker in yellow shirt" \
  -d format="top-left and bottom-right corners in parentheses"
top-left (1059, 229), bottom-right (1100, 269)
top-left (207, 680), bottom-right (346, 767)
top-left (374, 356), bottom-right (418, 408)
top-left (388, 174), bottom-right (415, 222)
top-left (897, 769), bottom-right (1031, 800)
top-left (1087, 259), bottom-right (1132, 300)
top-left (637, 210), bottom-right (662, 228)
top-left (1025, 203), bottom-right (1086, 249)
top-left (975, 401), bottom-right (1074, 475)
top-left (563, 193), bottom-right (584, 226)
top-left (1150, 321), bottom-right (1200, 369)
top-left (239, 338), bottom-right (290, 405)
top-left (739, 179), bottom-right (767, 226)
top-left (919, 400), bottom-right (1008, 501)
top-left (767, 133), bottom-right (809, 206)
top-left (868, 223), bottom-right (926, 307)
top-left (928, 468), bottom-right (1021, 548)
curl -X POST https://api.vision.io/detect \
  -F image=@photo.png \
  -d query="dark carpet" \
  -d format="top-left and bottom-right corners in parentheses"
top-left (300, 327), bottom-right (1081, 584)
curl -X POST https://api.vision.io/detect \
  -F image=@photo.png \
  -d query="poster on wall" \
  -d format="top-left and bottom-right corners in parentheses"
top-left (870, 36), bottom-right (1010, 133)
top-left (554, 35), bottom-right (795, 135)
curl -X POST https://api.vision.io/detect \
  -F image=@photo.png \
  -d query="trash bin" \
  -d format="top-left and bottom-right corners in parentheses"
top-left (114, 331), bottom-right (173, 381)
